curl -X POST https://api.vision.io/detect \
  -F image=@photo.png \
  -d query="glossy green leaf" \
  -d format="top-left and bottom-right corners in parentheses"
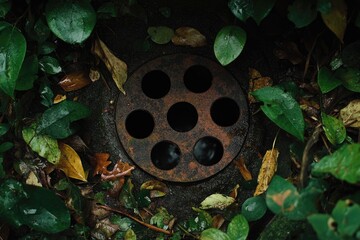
top-left (307, 214), bottom-right (341, 240)
top-left (0, 141), bottom-right (13, 153)
top-left (200, 228), bottom-right (231, 240)
top-left (150, 207), bottom-right (173, 229)
top-left (0, 1), bottom-right (10, 18)
top-left (341, 41), bottom-right (360, 68)
top-left (45, 0), bottom-right (96, 44)
top-left (251, 87), bottom-right (305, 141)
top-left (227, 214), bottom-right (249, 240)
top-left (186, 208), bottom-right (212, 232)
top-left (332, 200), bottom-right (360, 236)
top-left (317, 67), bottom-right (342, 93)
top-left (16, 55), bottom-right (39, 91)
top-left (0, 123), bottom-right (9, 136)
top-left (241, 196), bottom-right (267, 221)
top-left (110, 215), bottom-right (133, 231)
top-left (312, 143), bottom-right (360, 184)
top-left (335, 67), bottom-right (360, 92)
top-left (0, 22), bottom-right (27, 97)
top-left (252, 0), bottom-right (277, 25)
top-left (39, 56), bottom-right (62, 75)
top-left (33, 18), bottom-right (50, 43)
top-left (321, 112), bottom-right (346, 145)
top-left (147, 26), bottom-right (174, 44)
top-left (214, 25), bottom-right (246, 66)
top-left (36, 100), bottom-right (91, 139)
top-left (19, 184), bottom-right (71, 233)
top-left (39, 81), bottom-right (54, 107)
top-left (22, 124), bottom-right (61, 164)
top-left (288, 0), bottom-right (317, 28)
top-left (228, 0), bottom-right (252, 21)
top-left (119, 179), bottom-right (138, 209)
top-left (38, 41), bottom-right (56, 55)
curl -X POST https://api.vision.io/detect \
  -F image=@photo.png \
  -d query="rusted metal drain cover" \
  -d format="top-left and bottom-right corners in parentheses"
top-left (116, 54), bottom-right (249, 182)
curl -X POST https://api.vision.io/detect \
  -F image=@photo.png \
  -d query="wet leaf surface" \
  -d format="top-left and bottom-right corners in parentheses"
top-left (317, 67), bottom-right (342, 93)
top-left (321, 112), bottom-right (346, 145)
top-left (59, 71), bottom-right (92, 92)
top-left (241, 196), bottom-right (267, 221)
top-left (92, 37), bottom-right (128, 94)
top-left (227, 214), bottom-right (249, 240)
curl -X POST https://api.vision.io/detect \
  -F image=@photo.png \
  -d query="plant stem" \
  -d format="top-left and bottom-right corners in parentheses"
top-left (98, 204), bottom-right (172, 235)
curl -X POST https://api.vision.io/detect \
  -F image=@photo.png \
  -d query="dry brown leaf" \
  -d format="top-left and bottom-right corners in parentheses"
top-left (56, 142), bottom-right (87, 182)
top-left (254, 148), bottom-right (279, 196)
top-left (92, 153), bottom-right (111, 176)
top-left (141, 180), bottom-right (169, 198)
top-left (92, 37), bottom-right (127, 94)
top-left (171, 27), bottom-right (206, 47)
top-left (229, 184), bottom-right (240, 199)
top-left (59, 71), bottom-right (91, 92)
top-left (273, 41), bottom-right (304, 65)
top-left (53, 94), bottom-right (66, 104)
top-left (234, 156), bottom-right (252, 181)
top-left (248, 68), bottom-right (273, 103)
top-left (340, 99), bottom-right (360, 128)
top-left (101, 160), bottom-right (134, 181)
top-left (212, 214), bottom-right (225, 229)
top-left (321, 0), bottom-right (347, 43)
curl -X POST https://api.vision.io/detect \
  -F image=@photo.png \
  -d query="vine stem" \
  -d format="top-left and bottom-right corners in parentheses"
top-left (98, 204), bottom-right (172, 235)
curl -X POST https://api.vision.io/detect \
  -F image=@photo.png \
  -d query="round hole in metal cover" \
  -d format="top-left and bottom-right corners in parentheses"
top-left (211, 97), bottom-right (240, 127)
top-left (193, 136), bottom-right (223, 166)
top-left (151, 141), bottom-right (181, 170)
top-left (167, 102), bottom-right (198, 132)
top-left (142, 70), bottom-right (171, 99)
top-left (184, 65), bottom-right (212, 93)
top-left (125, 110), bottom-right (154, 139)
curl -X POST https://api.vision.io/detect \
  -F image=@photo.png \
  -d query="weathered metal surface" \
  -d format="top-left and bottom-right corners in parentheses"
top-left (115, 54), bottom-right (249, 182)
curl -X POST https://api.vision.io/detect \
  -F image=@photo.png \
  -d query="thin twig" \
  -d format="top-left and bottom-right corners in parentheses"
top-left (320, 134), bottom-right (332, 155)
top-left (300, 125), bottom-right (322, 189)
top-left (177, 224), bottom-right (199, 239)
top-left (98, 204), bottom-right (172, 235)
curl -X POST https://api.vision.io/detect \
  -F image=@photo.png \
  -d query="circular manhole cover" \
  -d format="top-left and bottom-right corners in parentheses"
top-left (116, 54), bottom-right (249, 182)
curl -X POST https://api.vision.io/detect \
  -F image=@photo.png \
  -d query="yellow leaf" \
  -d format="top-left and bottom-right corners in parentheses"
top-left (56, 142), bottom-right (87, 182)
top-left (171, 27), bottom-right (207, 47)
top-left (140, 180), bottom-right (169, 198)
top-left (340, 99), bottom-right (360, 128)
top-left (321, 0), bottom-right (347, 42)
top-left (53, 94), bottom-right (66, 104)
top-left (91, 37), bottom-right (127, 94)
top-left (248, 68), bottom-right (273, 103)
top-left (200, 193), bottom-right (235, 210)
top-left (254, 148), bottom-right (279, 196)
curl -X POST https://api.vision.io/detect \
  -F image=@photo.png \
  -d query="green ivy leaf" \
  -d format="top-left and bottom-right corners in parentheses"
top-left (312, 143), bottom-right (360, 184)
top-left (186, 208), bottom-right (212, 232)
top-left (228, 0), bottom-right (253, 22)
top-left (0, 141), bottom-right (13, 153)
top-left (321, 112), bottom-right (346, 145)
top-left (241, 196), bottom-right (267, 221)
top-left (214, 25), bottom-right (246, 66)
top-left (332, 200), bottom-right (360, 236)
top-left (36, 100), bottom-right (91, 139)
top-left (34, 18), bottom-right (50, 43)
top-left (317, 67), bottom-right (342, 93)
top-left (110, 215), bottom-right (133, 232)
top-left (0, 21), bottom-right (27, 97)
top-left (0, 123), bottom-right (9, 136)
top-left (200, 228), bottom-right (231, 240)
top-left (0, 1), bottom-right (10, 18)
top-left (45, 0), bottom-right (96, 44)
top-left (335, 67), bottom-right (360, 92)
top-left (307, 214), bottom-right (341, 240)
top-left (147, 26), bottom-right (174, 44)
top-left (22, 124), bottom-right (61, 164)
top-left (150, 207), bottom-right (173, 229)
top-left (288, 0), bottom-right (317, 28)
top-left (252, 0), bottom-right (277, 25)
top-left (39, 80), bottom-right (54, 107)
top-left (119, 179), bottom-right (138, 210)
top-left (251, 86), bottom-right (305, 141)
top-left (227, 214), bottom-right (249, 240)
top-left (39, 56), bottom-right (62, 75)
top-left (16, 55), bottom-right (39, 91)
top-left (38, 41), bottom-right (56, 55)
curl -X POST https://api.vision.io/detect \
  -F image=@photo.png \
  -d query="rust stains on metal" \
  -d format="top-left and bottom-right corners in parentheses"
top-left (116, 54), bottom-right (249, 182)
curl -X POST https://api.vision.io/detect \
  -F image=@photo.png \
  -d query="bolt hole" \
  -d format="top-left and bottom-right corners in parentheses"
top-left (211, 97), bottom-right (240, 127)
top-left (167, 102), bottom-right (198, 132)
top-left (142, 70), bottom-right (170, 99)
top-left (151, 141), bottom-right (181, 170)
top-left (125, 110), bottom-right (154, 139)
top-left (184, 65), bottom-right (212, 93)
top-left (193, 136), bottom-right (223, 166)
